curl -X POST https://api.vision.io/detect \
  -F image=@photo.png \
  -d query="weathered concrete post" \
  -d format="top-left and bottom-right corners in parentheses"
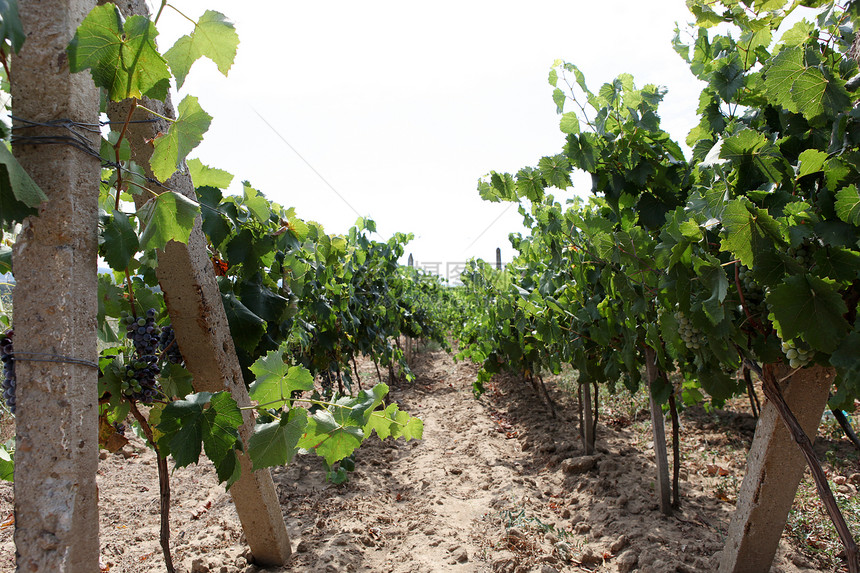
top-left (645, 347), bottom-right (672, 516)
top-left (11, 0), bottom-right (101, 571)
top-left (104, 1), bottom-right (292, 565)
top-left (718, 365), bottom-right (834, 572)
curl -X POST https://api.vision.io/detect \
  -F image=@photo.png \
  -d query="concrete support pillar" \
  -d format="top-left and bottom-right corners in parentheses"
top-left (11, 0), bottom-right (101, 571)
top-left (718, 365), bottom-right (834, 572)
top-left (104, 2), bottom-right (291, 564)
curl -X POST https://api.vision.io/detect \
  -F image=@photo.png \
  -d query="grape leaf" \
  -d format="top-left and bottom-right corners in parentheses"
top-left (187, 158), bottom-right (233, 189)
top-left (0, 442), bottom-right (12, 482)
top-left (720, 198), bottom-right (784, 268)
top-left (150, 95), bottom-right (212, 182)
top-left (243, 184), bottom-right (271, 223)
top-left (0, 143), bottom-right (47, 226)
top-left (156, 391), bottom-right (243, 483)
top-left (248, 409), bottom-right (308, 470)
top-left (835, 184), bottom-right (860, 225)
top-left (136, 190), bottom-right (200, 251)
top-left (0, 0), bottom-right (26, 54)
top-left (220, 291), bottom-right (266, 352)
top-left (164, 10), bottom-right (239, 89)
top-left (560, 112), bottom-right (580, 135)
top-left (238, 278), bottom-right (287, 323)
top-left (768, 274), bottom-right (849, 352)
top-left (67, 3), bottom-right (170, 101)
top-left (791, 66), bottom-right (851, 124)
top-left (248, 348), bottom-right (314, 409)
top-left (719, 128), bottom-right (785, 182)
top-left (797, 149), bottom-right (828, 178)
top-left (552, 88), bottom-right (565, 113)
top-left (764, 46), bottom-right (804, 113)
top-left (102, 211), bottom-right (139, 270)
top-left (364, 402), bottom-right (424, 441)
top-left (298, 409), bottom-right (364, 466)
top-left (338, 383), bottom-right (388, 426)
top-left (160, 362), bottom-right (194, 400)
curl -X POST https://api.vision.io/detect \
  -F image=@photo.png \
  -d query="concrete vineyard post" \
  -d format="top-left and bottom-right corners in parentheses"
top-left (645, 347), bottom-right (672, 516)
top-left (105, 1), bottom-right (292, 565)
top-left (718, 365), bottom-right (833, 572)
top-left (11, 0), bottom-right (101, 570)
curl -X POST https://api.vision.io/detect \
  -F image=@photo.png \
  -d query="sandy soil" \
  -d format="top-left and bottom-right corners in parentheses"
top-left (0, 347), bottom-right (852, 572)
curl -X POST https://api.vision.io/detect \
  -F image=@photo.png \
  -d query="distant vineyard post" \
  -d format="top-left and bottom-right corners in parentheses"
top-left (11, 0), bottom-right (101, 570)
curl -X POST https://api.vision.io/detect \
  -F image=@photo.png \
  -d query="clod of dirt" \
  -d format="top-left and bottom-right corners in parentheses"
top-left (616, 548), bottom-right (639, 572)
top-left (560, 455), bottom-right (599, 474)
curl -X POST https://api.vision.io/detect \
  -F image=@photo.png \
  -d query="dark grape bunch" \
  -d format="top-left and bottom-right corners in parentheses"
top-left (158, 324), bottom-right (183, 364)
top-left (0, 330), bottom-right (14, 413)
top-left (674, 310), bottom-right (703, 350)
top-left (123, 308), bottom-right (161, 355)
top-left (120, 354), bottom-right (161, 403)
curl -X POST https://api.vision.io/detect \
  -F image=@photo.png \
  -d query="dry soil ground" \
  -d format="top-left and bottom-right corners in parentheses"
top-left (0, 346), bottom-right (856, 572)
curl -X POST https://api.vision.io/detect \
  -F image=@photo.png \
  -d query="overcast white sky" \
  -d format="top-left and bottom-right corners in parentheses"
top-left (154, 1), bottom-right (705, 279)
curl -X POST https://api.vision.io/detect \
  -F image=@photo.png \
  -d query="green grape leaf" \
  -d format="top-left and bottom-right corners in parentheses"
top-left (0, 0), bottom-right (25, 54)
top-left (719, 128), bottom-right (785, 182)
top-left (150, 95), bottom-right (212, 182)
top-left (67, 4), bottom-right (170, 101)
top-left (552, 88), bottom-right (565, 113)
top-left (339, 383), bottom-right (388, 426)
top-left (243, 184), bottom-right (271, 223)
top-left (835, 184), bottom-right (860, 225)
top-left (764, 46), bottom-right (804, 113)
top-left (220, 291), bottom-right (266, 352)
top-left (791, 66), bottom-right (851, 123)
top-left (197, 186), bottom-right (232, 249)
top-left (160, 362), bottom-right (194, 400)
top-left (559, 112), bottom-right (580, 135)
top-left (813, 247), bottom-right (860, 282)
top-left (768, 274), bottom-right (849, 352)
top-left (298, 409), bottom-right (364, 466)
top-left (797, 149), bottom-right (828, 178)
top-left (0, 143), bottom-right (48, 226)
top-left (0, 441), bottom-right (12, 481)
top-left (187, 158), bottom-right (233, 189)
top-left (238, 278), bottom-right (287, 323)
top-left (156, 391), bottom-right (243, 484)
top-left (136, 191), bottom-right (200, 251)
top-left (720, 198), bottom-right (784, 268)
top-left (365, 402), bottom-right (424, 441)
top-left (248, 348), bottom-right (314, 409)
top-left (538, 155), bottom-right (571, 189)
top-left (830, 332), bottom-right (860, 410)
top-left (164, 10), bottom-right (239, 89)
top-left (248, 409), bottom-right (308, 470)
top-left (102, 211), bottom-right (139, 271)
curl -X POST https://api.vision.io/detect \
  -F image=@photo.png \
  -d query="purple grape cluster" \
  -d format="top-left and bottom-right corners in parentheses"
top-left (120, 354), bottom-right (160, 403)
top-left (123, 308), bottom-right (161, 355)
top-left (0, 330), bottom-right (13, 413)
top-left (158, 324), bottom-right (183, 364)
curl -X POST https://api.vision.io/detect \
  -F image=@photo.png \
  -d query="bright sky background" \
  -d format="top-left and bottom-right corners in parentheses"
top-left (154, 1), bottom-right (706, 280)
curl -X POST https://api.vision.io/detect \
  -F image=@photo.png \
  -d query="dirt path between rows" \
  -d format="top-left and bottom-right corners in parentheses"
top-left (0, 347), bottom-right (836, 572)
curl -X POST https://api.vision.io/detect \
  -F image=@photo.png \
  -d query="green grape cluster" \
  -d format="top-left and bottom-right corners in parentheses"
top-left (780, 338), bottom-right (812, 369)
top-left (675, 310), bottom-right (703, 350)
top-left (737, 266), bottom-right (767, 315)
top-left (787, 240), bottom-right (817, 269)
